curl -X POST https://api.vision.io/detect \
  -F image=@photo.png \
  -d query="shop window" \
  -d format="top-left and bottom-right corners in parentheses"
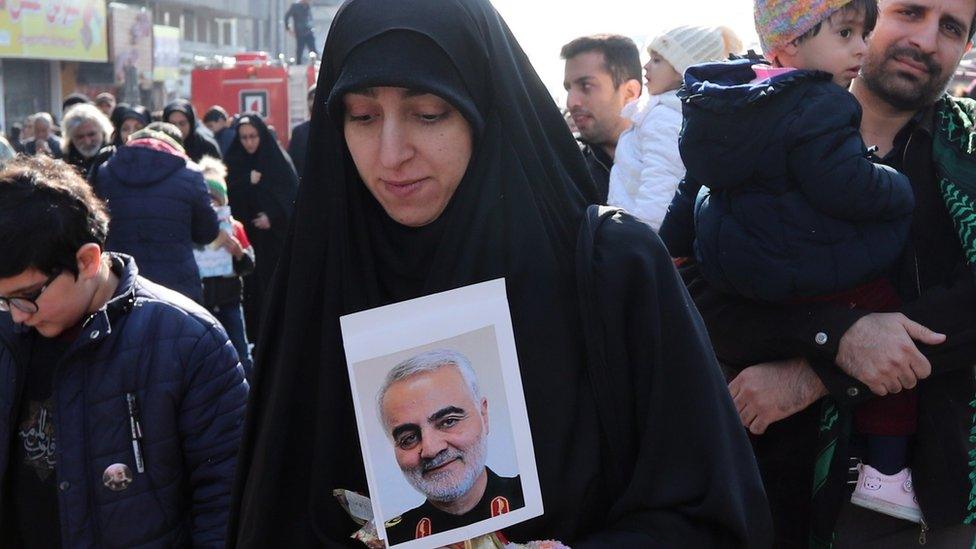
top-left (197, 15), bottom-right (208, 44)
top-left (3, 59), bottom-right (53, 128)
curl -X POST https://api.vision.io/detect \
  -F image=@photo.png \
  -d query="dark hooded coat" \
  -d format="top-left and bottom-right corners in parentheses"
top-left (95, 141), bottom-right (220, 303)
top-left (227, 1), bottom-right (772, 547)
top-left (666, 60), bottom-right (914, 302)
top-left (163, 100), bottom-right (222, 162)
top-left (225, 113), bottom-right (298, 338)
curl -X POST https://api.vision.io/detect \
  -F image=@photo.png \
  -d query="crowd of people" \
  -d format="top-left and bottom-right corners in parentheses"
top-left (0, 0), bottom-right (975, 547)
top-left (3, 91), bottom-right (303, 356)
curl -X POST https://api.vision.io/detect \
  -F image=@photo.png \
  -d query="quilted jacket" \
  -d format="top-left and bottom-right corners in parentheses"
top-left (0, 254), bottom-right (247, 547)
top-left (96, 145), bottom-right (219, 303)
top-left (667, 60), bottom-right (914, 301)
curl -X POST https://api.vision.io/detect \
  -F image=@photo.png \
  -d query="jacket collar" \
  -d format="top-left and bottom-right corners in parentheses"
top-left (79, 253), bottom-right (138, 343)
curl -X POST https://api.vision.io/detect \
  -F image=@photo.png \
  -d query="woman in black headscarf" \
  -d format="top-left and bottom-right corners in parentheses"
top-left (228, 0), bottom-right (772, 547)
top-left (111, 104), bottom-right (149, 146)
top-left (225, 112), bottom-right (298, 340)
top-left (163, 99), bottom-right (222, 161)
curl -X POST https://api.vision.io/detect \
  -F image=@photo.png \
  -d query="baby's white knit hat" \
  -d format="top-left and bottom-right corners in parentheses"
top-left (649, 25), bottom-right (743, 76)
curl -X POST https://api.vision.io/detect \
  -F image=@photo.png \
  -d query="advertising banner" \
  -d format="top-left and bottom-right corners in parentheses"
top-left (109, 3), bottom-right (152, 103)
top-left (152, 24), bottom-right (179, 82)
top-left (0, 0), bottom-right (108, 62)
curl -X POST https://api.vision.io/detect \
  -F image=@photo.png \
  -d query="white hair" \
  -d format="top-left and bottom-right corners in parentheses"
top-left (32, 112), bottom-right (53, 128)
top-left (377, 349), bottom-right (481, 431)
top-left (60, 103), bottom-right (113, 152)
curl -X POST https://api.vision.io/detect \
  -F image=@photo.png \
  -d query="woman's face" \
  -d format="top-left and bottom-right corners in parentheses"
top-left (343, 87), bottom-right (473, 228)
top-left (166, 111), bottom-right (192, 140)
top-left (119, 119), bottom-right (144, 144)
top-left (238, 123), bottom-right (260, 154)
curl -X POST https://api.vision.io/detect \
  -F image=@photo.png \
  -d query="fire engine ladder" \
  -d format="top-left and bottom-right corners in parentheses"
top-left (287, 65), bottom-right (310, 132)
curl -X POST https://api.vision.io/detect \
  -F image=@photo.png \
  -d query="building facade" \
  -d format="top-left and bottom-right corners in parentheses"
top-left (0, 0), bottom-right (341, 133)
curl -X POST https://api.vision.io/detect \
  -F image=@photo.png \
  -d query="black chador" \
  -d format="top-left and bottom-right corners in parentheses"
top-left (227, 1), bottom-right (773, 547)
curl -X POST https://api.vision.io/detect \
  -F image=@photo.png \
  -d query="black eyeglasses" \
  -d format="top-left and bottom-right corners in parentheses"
top-left (0, 271), bottom-right (61, 314)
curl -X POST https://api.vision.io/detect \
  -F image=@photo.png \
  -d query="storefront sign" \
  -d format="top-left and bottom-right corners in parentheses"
top-left (0, 0), bottom-right (108, 61)
top-left (152, 24), bottom-right (179, 82)
top-left (109, 3), bottom-right (152, 103)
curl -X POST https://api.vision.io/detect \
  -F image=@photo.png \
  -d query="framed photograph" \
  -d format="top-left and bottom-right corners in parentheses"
top-left (341, 279), bottom-right (543, 548)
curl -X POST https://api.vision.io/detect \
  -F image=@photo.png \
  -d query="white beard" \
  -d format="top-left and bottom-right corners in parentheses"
top-left (403, 434), bottom-right (488, 504)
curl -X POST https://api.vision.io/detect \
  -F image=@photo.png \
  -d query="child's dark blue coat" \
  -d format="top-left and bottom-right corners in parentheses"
top-left (661, 59), bottom-right (914, 301)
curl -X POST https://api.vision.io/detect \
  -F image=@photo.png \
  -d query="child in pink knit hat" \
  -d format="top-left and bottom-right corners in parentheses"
top-left (755, 0), bottom-right (875, 88)
top-left (755, 0), bottom-right (923, 525)
top-left (663, 0), bottom-right (923, 527)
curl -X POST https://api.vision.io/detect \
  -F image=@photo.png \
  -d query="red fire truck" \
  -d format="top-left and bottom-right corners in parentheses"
top-left (190, 52), bottom-right (318, 150)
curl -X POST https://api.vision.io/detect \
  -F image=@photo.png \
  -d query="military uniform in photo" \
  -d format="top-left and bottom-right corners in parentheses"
top-left (385, 469), bottom-right (524, 545)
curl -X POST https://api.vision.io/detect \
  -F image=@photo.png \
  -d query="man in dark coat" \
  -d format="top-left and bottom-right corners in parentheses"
top-left (662, 1), bottom-right (976, 545)
top-left (285, 0), bottom-right (316, 64)
top-left (163, 99), bottom-right (222, 162)
top-left (203, 106), bottom-right (237, 157)
top-left (23, 113), bottom-right (62, 159)
top-left (560, 35), bottom-right (642, 203)
top-left (60, 103), bottom-right (115, 179)
top-left (95, 123), bottom-right (220, 303)
top-left (286, 86), bottom-right (315, 180)
top-left (0, 155), bottom-right (246, 547)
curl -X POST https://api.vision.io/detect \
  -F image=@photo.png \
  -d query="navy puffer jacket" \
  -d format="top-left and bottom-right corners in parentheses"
top-left (96, 144), bottom-right (219, 303)
top-left (671, 60), bottom-right (914, 301)
top-left (0, 255), bottom-right (247, 547)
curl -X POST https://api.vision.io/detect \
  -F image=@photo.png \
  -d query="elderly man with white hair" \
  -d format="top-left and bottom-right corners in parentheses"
top-left (378, 349), bottom-right (524, 545)
top-left (23, 113), bottom-right (62, 159)
top-left (61, 103), bottom-right (115, 178)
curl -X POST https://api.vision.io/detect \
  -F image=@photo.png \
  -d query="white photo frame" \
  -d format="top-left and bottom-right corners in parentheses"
top-left (341, 279), bottom-right (543, 549)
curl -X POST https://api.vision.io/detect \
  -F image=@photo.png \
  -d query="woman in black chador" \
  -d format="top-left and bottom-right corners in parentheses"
top-left (225, 113), bottom-right (298, 340)
top-left (227, 0), bottom-right (773, 547)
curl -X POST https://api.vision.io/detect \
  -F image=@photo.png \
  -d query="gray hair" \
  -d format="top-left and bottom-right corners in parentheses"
top-left (61, 103), bottom-right (112, 151)
top-left (32, 112), bottom-right (53, 129)
top-left (377, 349), bottom-right (481, 431)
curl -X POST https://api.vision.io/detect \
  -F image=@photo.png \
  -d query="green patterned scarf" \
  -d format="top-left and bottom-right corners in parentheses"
top-left (932, 96), bottom-right (976, 527)
top-left (809, 399), bottom-right (852, 548)
top-left (807, 95), bottom-right (976, 548)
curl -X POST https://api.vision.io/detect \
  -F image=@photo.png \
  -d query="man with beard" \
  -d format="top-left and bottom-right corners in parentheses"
top-left (670, 0), bottom-right (976, 545)
top-left (60, 104), bottom-right (114, 178)
top-left (379, 350), bottom-right (524, 545)
top-left (561, 35), bottom-right (642, 203)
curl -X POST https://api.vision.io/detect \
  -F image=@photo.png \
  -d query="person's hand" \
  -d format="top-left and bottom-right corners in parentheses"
top-left (250, 170), bottom-right (262, 184)
top-left (836, 313), bottom-right (945, 396)
top-left (252, 212), bottom-right (271, 230)
top-left (212, 230), bottom-right (232, 249)
top-left (37, 140), bottom-right (50, 154)
top-left (221, 235), bottom-right (245, 259)
top-left (729, 358), bottom-right (827, 435)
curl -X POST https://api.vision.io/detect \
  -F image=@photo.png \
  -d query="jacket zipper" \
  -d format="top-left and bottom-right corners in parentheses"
top-left (918, 518), bottom-right (928, 545)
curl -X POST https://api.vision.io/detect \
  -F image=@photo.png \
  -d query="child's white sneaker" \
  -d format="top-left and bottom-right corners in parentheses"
top-left (850, 464), bottom-right (923, 523)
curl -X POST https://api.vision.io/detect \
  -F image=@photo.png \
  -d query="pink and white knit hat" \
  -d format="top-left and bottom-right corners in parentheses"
top-left (754, 0), bottom-right (853, 53)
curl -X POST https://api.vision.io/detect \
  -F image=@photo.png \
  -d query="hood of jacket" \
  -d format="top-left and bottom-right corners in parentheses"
top-left (678, 59), bottom-right (835, 192)
top-left (621, 89), bottom-right (681, 126)
top-left (106, 144), bottom-right (187, 187)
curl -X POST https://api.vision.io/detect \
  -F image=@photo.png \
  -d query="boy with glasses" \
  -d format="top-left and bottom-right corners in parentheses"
top-left (0, 156), bottom-right (247, 547)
